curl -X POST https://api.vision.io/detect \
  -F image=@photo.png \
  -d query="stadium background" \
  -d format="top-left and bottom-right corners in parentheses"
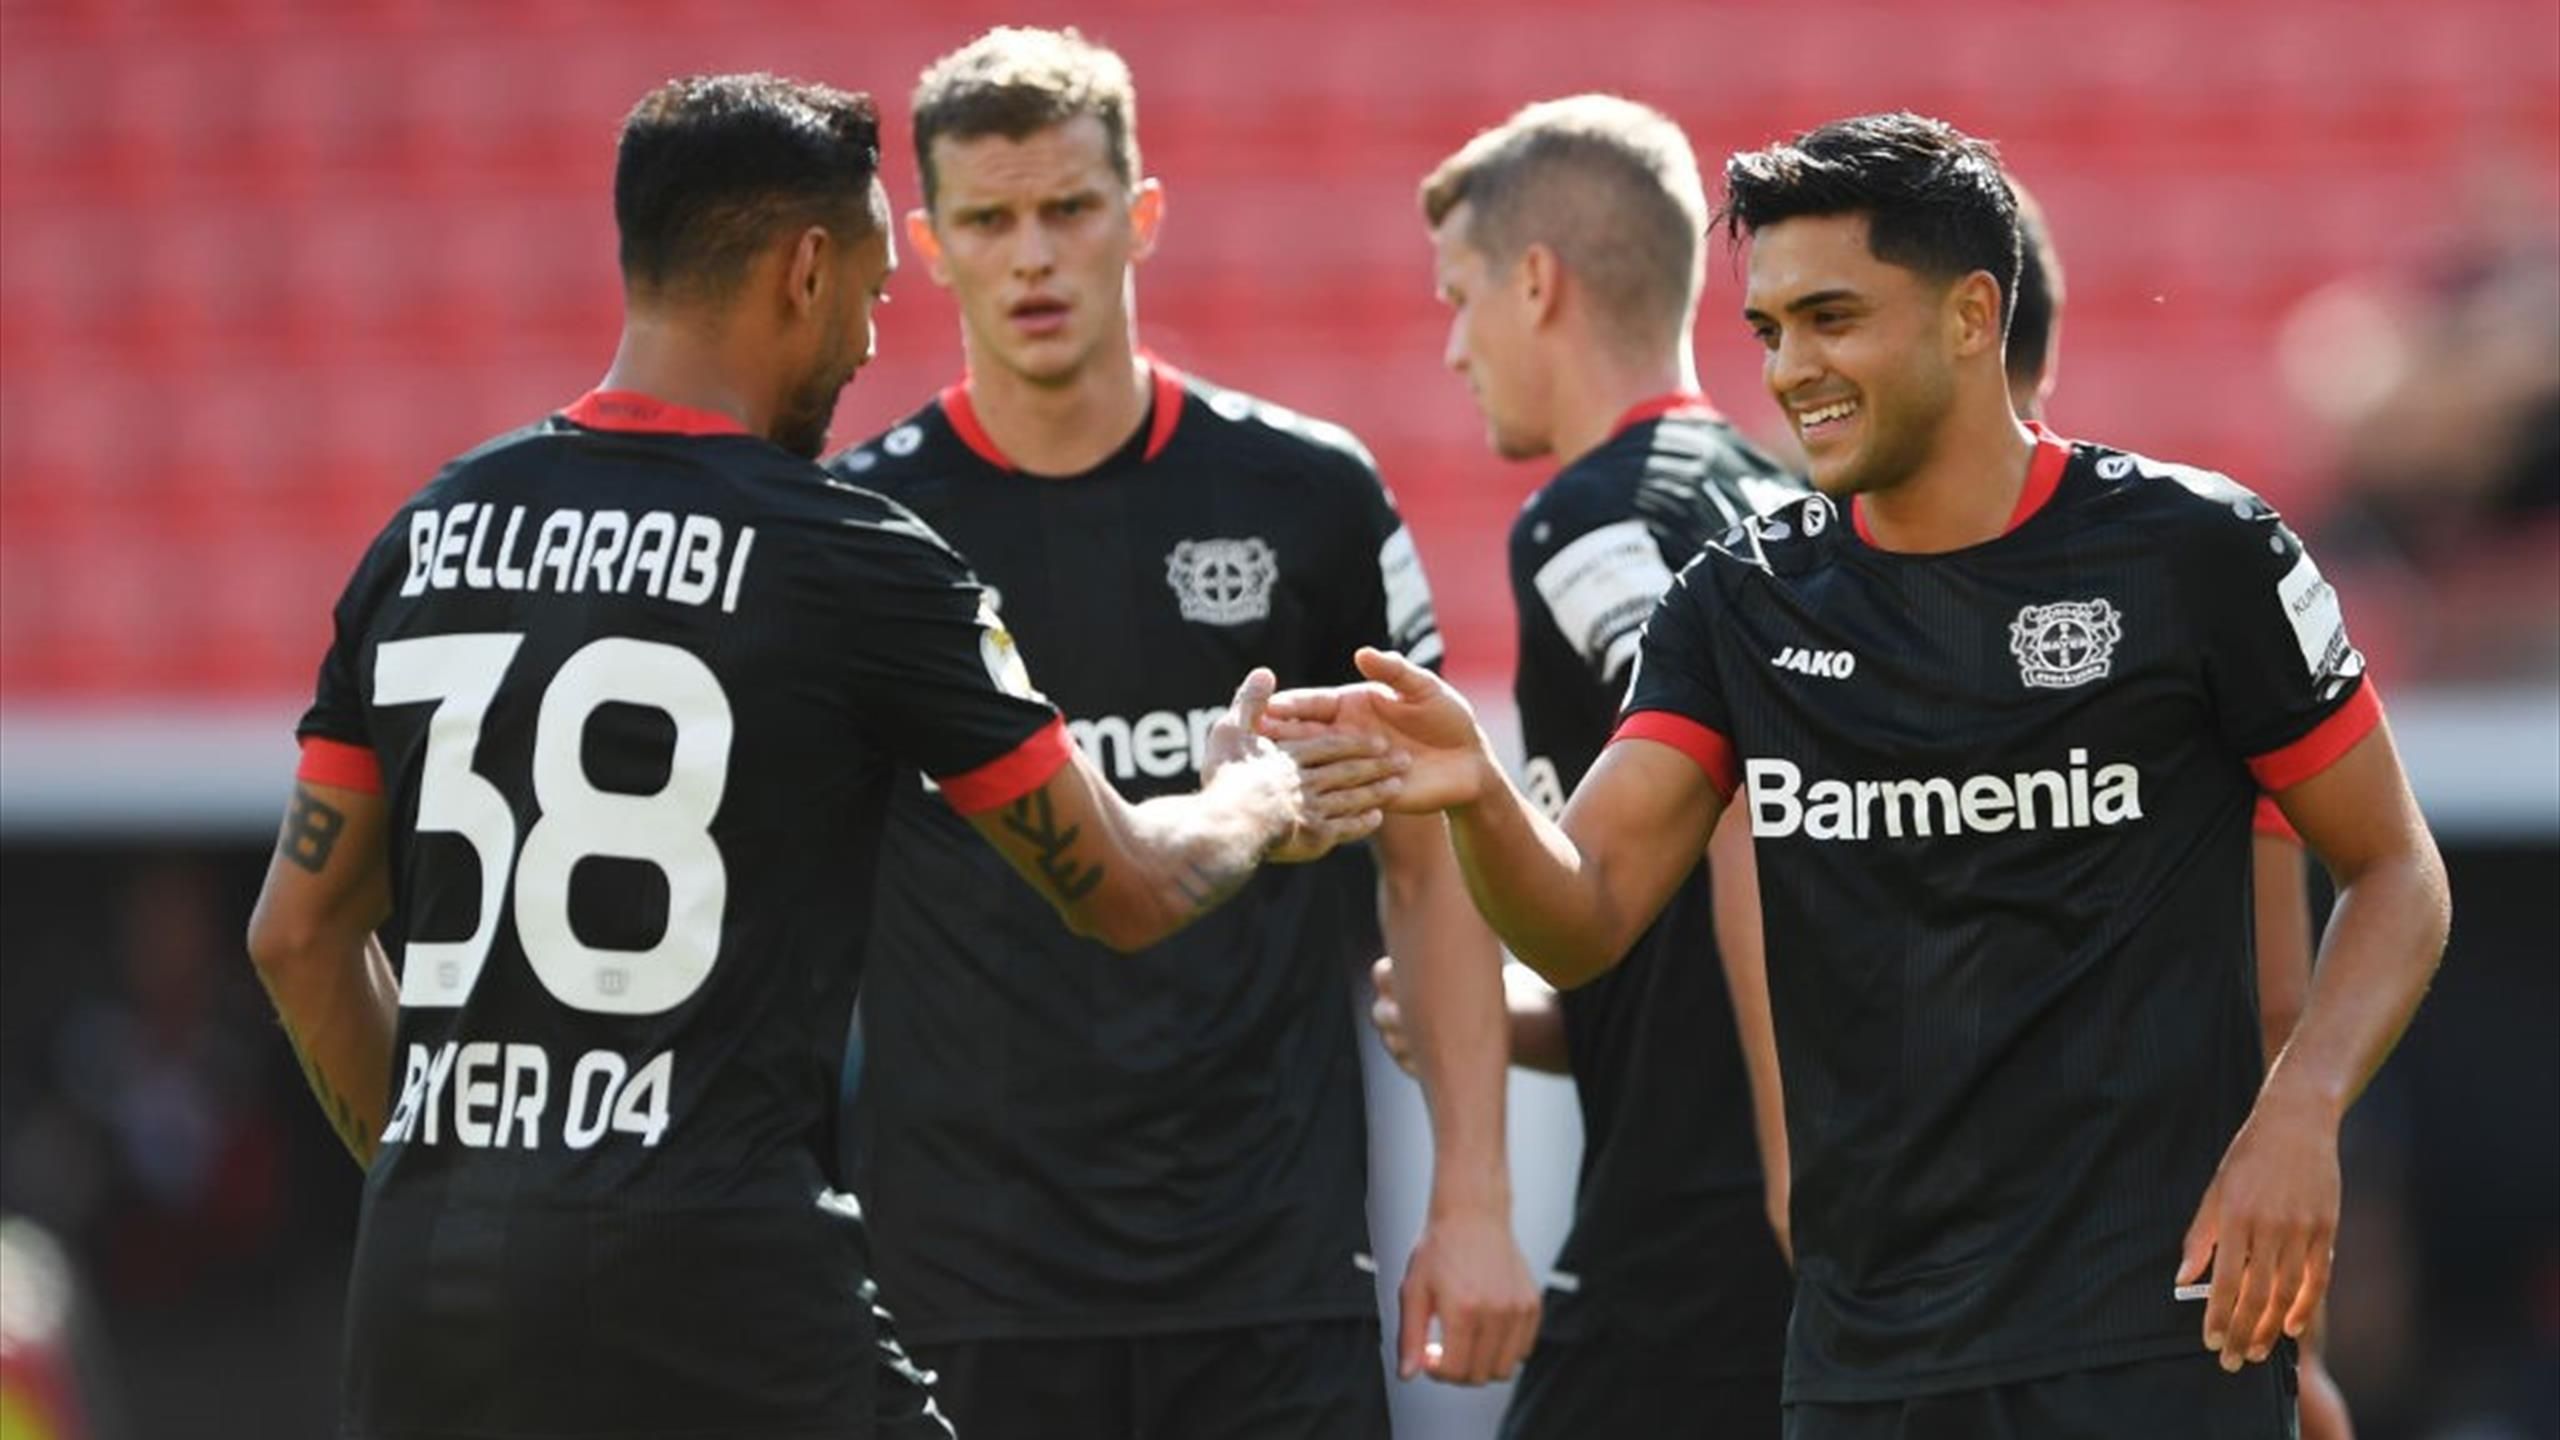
top-left (0, 1), bottom-right (2552, 1436)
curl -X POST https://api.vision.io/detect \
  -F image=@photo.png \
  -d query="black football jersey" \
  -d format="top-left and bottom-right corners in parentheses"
top-left (296, 391), bottom-right (1066, 1438)
top-left (1508, 396), bottom-right (1802, 1363)
top-left (824, 363), bottom-right (1435, 1341)
top-left (1617, 426), bottom-right (2380, 1401)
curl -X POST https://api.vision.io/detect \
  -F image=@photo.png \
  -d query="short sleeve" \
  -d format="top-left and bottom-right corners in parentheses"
top-left (294, 519), bottom-right (406, 791)
top-left (2192, 497), bottom-right (2381, 791)
top-left (832, 516), bottom-right (1070, 815)
top-left (1611, 558), bottom-right (1739, 798)
top-left (1347, 463), bottom-right (1444, 675)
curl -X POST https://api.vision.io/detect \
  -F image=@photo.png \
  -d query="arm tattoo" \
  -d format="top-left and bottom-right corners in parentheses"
top-left (1002, 789), bottom-right (1105, 902)
top-left (281, 1017), bottom-right (376, 1166)
top-left (283, 786), bottom-right (346, 873)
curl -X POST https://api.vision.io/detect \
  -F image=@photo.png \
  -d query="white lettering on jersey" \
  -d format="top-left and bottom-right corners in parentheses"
top-left (1745, 750), bottom-right (2144, 841)
top-left (402, 504), bottom-right (756, 611)
top-left (1770, 645), bottom-right (1857, 679)
top-left (1534, 520), bottom-right (1674, 684)
top-left (2010, 598), bottom-right (2123, 689)
top-left (2275, 549), bottom-right (2361, 687)
top-left (381, 1041), bottom-right (653, 1150)
top-left (1378, 524), bottom-right (1444, 667)
top-left (1165, 538), bottom-right (1279, 625)
top-left (1068, 706), bottom-right (1229, 782)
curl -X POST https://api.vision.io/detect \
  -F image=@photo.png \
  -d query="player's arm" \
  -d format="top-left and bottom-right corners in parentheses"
top-left (1371, 959), bottom-right (1570, 1076)
top-left (2252, 801), bottom-right (2316, 1063)
top-left (245, 772), bottom-right (400, 1168)
top-left (2181, 717), bottom-right (2449, 1372)
top-left (1269, 648), bottom-right (1723, 989)
top-left (1374, 810), bottom-right (1540, 1385)
top-left (1709, 807), bottom-right (1791, 1264)
top-left (961, 670), bottom-right (1402, 954)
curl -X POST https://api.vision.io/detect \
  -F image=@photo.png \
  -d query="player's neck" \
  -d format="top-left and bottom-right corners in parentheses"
top-left (597, 313), bottom-right (770, 440)
top-left (1548, 343), bottom-right (1700, 469)
top-left (1856, 404), bottom-right (2039, 555)
top-left (962, 339), bottom-right (1152, 477)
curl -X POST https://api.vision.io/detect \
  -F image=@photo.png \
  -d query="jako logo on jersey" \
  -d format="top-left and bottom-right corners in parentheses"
top-left (2009, 598), bottom-right (2123, 689)
top-left (1771, 646), bottom-right (1856, 679)
top-left (1166, 538), bottom-right (1279, 625)
top-left (1746, 750), bottom-right (2144, 841)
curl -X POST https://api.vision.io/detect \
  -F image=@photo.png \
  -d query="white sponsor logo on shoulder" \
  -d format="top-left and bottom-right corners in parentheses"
top-left (1165, 537), bottom-right (1279, 625)
top-left (882, 425), bottom-right (922, 457)
top-left (1378, 524), bottom-right (1444, 666)
top-left (1533, 519), bottom-right (1674, 682)
top-left (2009, 598), bottom-right (2122, 689)
top-left (2275, 549), bottom-right (2361, 683)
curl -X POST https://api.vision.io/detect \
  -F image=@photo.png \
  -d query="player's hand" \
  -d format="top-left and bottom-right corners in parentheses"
top-left (1368, 956), bottom-right (1419, 1077)
top-left (1400, 1203), bottom-right (1541, 1386)
top-left (2177, 1082), bottom-right (2340, 1373)
top-left (1264, 649), bottom-right (1497, 814)
top-left (1205, 667), bottom-right (1405, 862)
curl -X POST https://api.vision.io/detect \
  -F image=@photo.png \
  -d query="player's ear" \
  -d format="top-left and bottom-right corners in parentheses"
top-left (905, 209), bottom-right (950, 288)
top-left (1517, 242), bottom-right (1563, 327)
top-left (1128, 177), bottom-right (1166, 262)
top-left (783, 225), bottom-right (829, 320)
top-left (1949, 270), bottom-right (2002, 359)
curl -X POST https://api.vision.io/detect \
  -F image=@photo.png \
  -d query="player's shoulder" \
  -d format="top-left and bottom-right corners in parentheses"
top-left (822, 392), bottom-right (971, 496)
top-left (1172, 369), bottom-right (1384, 486)
top-left (2065, 437), bottom-right (2291, 562)
top-left (1690, 486), bottom-right (1847, 586)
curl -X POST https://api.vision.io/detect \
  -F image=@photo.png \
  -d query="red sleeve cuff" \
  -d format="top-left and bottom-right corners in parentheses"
top-left (937, 715), bottom-right (1076, 816)
top-left (2251, 794), bottom-right (2301, 842)
top-left (2247, 683), bottom-right (2382, 792)
top-left (1610, 710), bottom-right (1739, 799)
top-left (297, 735), bottom-right (383, 793)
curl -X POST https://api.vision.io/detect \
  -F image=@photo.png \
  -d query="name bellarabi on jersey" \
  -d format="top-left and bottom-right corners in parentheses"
top-left (400, 501), bottom-right (758, 612)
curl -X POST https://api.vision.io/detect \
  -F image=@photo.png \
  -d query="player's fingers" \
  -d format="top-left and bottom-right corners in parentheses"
top-left (1307, 809), bottom-right (1385, 849)
top-left (1276, 729), bottom-right (1389, 767)
top-left (2177, 1176), bottom-right (2221, 1287)
top-left (1354, 646), bottom-right (1435, 698)
top-left (1492, 1296), bottom-right (1538, 1381)
top-left (1397, 1270), bottom-right (1431, 1381)
top-left (2237, 1225), bottom-right (2303, 1364)
top-left (1224, 667), bottom-right (1278, 734)
top-left (2201, 1204), bottom-right (2243, 1359)
top-left (1263, 685), bottom-right (1346, 723)
top-left (1295, 753), bottom-right (1405, 796)
top-left (1308, 775), bottom-right (1407, 819)
top-left (1429, 1303), bottom-right (1486, 1385)
top-left (2285, 1240), bottom-right (2333, 1341)
top-left (2215, 1232), bottom-right (2271, 1371)
top-left (1370, 955), bottom-right (1397, 1002)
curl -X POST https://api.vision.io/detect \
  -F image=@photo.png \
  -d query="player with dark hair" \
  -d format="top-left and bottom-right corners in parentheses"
top-left (821, 26), bottom-right (1536, 1438)
top-left (2009, 176), bottom-right (2359, 1440)
top-left (1271, 111), bottom-right (2450, 1438)
top-left (1368, 93), bottom-right (1801, 1439)
top-left (242, 72), bottom-right (1398, 1440)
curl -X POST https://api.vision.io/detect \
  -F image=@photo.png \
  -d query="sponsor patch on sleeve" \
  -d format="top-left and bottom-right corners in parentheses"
top-left (2274, 550), bottom-right (2362, 685)
top-left (1533, 519), bottom-right (1675, 682)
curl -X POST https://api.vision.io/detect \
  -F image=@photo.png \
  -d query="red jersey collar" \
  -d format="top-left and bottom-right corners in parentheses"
top-left (1608, 390), bottom-right (1721, 441)
top-left (1849, 421), bottom-right (2072, 548)
top-left (562, 389), bottom-right (752, 437)
top-left (940, 359), bottom-right (1187, 476)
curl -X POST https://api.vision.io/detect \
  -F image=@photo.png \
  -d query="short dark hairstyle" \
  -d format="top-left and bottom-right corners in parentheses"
top-left (1420, 95), bottom-right (1709, 351)
top-left (912, 28), bottom-right (1139, 210)
top-left (2006, 178), bottom-right (2065, 387)
top-left (615, 74), bottom-right (883, 297)
top-left (1718, 112), bottom-right (2021, 331)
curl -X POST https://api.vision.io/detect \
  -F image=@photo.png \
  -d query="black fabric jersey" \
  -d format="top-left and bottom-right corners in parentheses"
top-left (1617, 426), bottom-right (2380, 1401)
top-left (1507, 396), bottom-right (1800, 1363)
top-left (823, 363), bottom-right (1437, 1342)
top-left (296, 391), bottom-right (1067, 1439)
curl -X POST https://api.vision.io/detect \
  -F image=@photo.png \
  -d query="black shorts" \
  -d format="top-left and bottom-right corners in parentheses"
top-left (907, 1317), bottom-right (1388, 1440)
top-left (1785, 1342), bottom-right (2298, 1440)
top-left (1500, 1335), bottom-right (1780, 1440)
